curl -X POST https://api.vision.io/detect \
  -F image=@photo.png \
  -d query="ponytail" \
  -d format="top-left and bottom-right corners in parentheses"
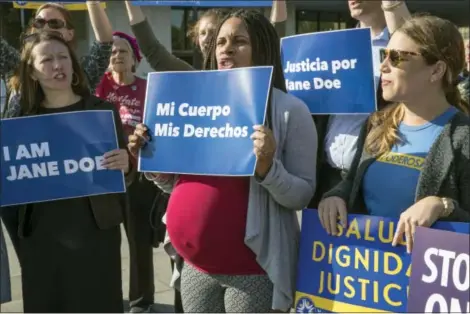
top-left (364, 103), bottom-right (405, 157)
top-left (454, 79), bottom-right (470, 115)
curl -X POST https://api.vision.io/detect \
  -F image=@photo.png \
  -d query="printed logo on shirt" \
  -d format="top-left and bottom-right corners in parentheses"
top-left (106, 92), bottom-right (141, 108)
top-left (119, 106), bottom-right (142, 127)
top-left (377, 152), bottom-right (425, 171)
top-left (104, 92), bottom-right (143, 128)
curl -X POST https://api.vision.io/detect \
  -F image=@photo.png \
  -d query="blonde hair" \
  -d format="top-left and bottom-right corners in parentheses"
top-left (186, 9), bottom-right (227, 47)
top-left (365, 15), bottom-right (469, 157)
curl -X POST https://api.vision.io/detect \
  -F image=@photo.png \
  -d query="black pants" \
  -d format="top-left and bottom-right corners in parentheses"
top-left (20, 226), bottom-right (123, 313)
top-left (123, 175), bottom-right (158, 308)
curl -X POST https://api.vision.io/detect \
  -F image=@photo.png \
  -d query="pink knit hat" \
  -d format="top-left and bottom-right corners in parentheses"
top-left (113, 31), bottom-right (142, 63)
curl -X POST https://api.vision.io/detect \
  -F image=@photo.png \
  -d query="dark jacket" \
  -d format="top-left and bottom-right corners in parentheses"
top-left (322, 111), bottom-right (470, 223)
top-left (309, 78), bottom-right (392, 208)
top-left (9, 95), bottom-right (135, 238)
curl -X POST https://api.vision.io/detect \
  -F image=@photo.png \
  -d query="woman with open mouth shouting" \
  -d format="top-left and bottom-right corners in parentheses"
top-left (128, 9), bottom-right (318, 313)
top-left (0, 0), bottom-right (114, 270)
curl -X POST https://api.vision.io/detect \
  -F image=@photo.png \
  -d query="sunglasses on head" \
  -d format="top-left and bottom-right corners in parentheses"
top-left (32, 18), bottom-right (66, 30)
top-left (380, 48), bottom-right (421, 67)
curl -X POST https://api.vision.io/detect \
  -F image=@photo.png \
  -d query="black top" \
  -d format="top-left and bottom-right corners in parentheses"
top-left (13, 95), bottom-right (130, 241)
top-left (25, 99), bottom-right (100, 248)
top-left (37, 98), bottom-right (84, 114)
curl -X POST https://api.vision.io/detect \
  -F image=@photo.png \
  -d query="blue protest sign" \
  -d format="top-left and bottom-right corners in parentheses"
top-left (281, 28), bottom-right (376, 114)
top-left (138, 67), bottom-right (272, 176)
top-left (294, 209), bottom-right (470, 313)
top-left (131, 1), bottom-right (271, 7)
top-left (0, 111), bottom-right (126, 207)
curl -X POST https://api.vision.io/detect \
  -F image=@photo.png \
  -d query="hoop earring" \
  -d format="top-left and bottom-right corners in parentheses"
top-left (72, 72), bottom-right (79, 86)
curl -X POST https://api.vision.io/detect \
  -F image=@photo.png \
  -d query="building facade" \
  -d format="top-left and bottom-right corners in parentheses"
top-left (0, 1), bottom-right (468, 78)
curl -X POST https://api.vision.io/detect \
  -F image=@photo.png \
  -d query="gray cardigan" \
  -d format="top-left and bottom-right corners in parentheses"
top-left (322, 111), bottom-right (470, 222)
top-left (147, 88), bottom-right (318, 310)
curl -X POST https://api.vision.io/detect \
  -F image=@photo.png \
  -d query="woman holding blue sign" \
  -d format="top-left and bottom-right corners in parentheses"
top-left (125, 2), bottom-right (287, 312)
top-left (8, 30), bottom-right (133, 313)
top-left (129, 9), bottom-right (318, 313)
top-left (1, 0), bottom-right (115, 268)
top-left (319, 15), bottom-right (470, 253)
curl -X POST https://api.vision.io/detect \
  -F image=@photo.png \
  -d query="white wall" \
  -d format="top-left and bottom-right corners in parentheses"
top-left (86, 3), bottom-right (172, 79)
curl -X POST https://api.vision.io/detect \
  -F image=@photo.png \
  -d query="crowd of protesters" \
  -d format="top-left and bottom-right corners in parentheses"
top-left (0, 0), bottom-right (469, 312)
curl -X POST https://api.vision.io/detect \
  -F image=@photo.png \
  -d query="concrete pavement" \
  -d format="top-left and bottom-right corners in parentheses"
top-left (1, 224), bottom-right (175, 313)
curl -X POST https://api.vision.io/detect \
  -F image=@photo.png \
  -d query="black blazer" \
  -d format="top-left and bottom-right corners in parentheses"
top-left (12, 95), bottom-right (134, 237)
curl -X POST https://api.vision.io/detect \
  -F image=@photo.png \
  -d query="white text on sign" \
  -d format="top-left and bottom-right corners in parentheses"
top-left (2, 143), bottom-right (107, 181)
top-left (153, 102), bottom-right (250, 139)
top-left (284, 57), bottom-right (358, 91)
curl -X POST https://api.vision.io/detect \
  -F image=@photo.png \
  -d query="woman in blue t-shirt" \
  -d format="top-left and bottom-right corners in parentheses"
top-left (318, 15), bottom-right (470, 253)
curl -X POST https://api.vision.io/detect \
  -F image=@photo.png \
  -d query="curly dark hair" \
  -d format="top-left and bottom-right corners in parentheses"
top-left (203, 9), bottom-right (286, 129)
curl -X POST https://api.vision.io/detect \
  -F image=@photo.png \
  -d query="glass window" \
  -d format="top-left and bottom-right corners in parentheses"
top-left (0, 2), bottom-right (34, 49)
top-left (184, 8), bottom-right (199, 50)
top-left (172, 7), bottom-right (202, 52)
top-left (338, 14), bottom-right (349, 30)
top-left (296, 10), bottom-right (318, 34)
top-left (296, 10), bottom-right (353, 34)
top-left (171, 8), bottom-right (186, 51)
top-left (171, 7), bottom-right (206, 66)
top-left (297, 20), bottom-right (318, 34)
top-left (71, 11), bottom-right (90, 58)
top-left (318, 12), bottom-right (339, 31)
